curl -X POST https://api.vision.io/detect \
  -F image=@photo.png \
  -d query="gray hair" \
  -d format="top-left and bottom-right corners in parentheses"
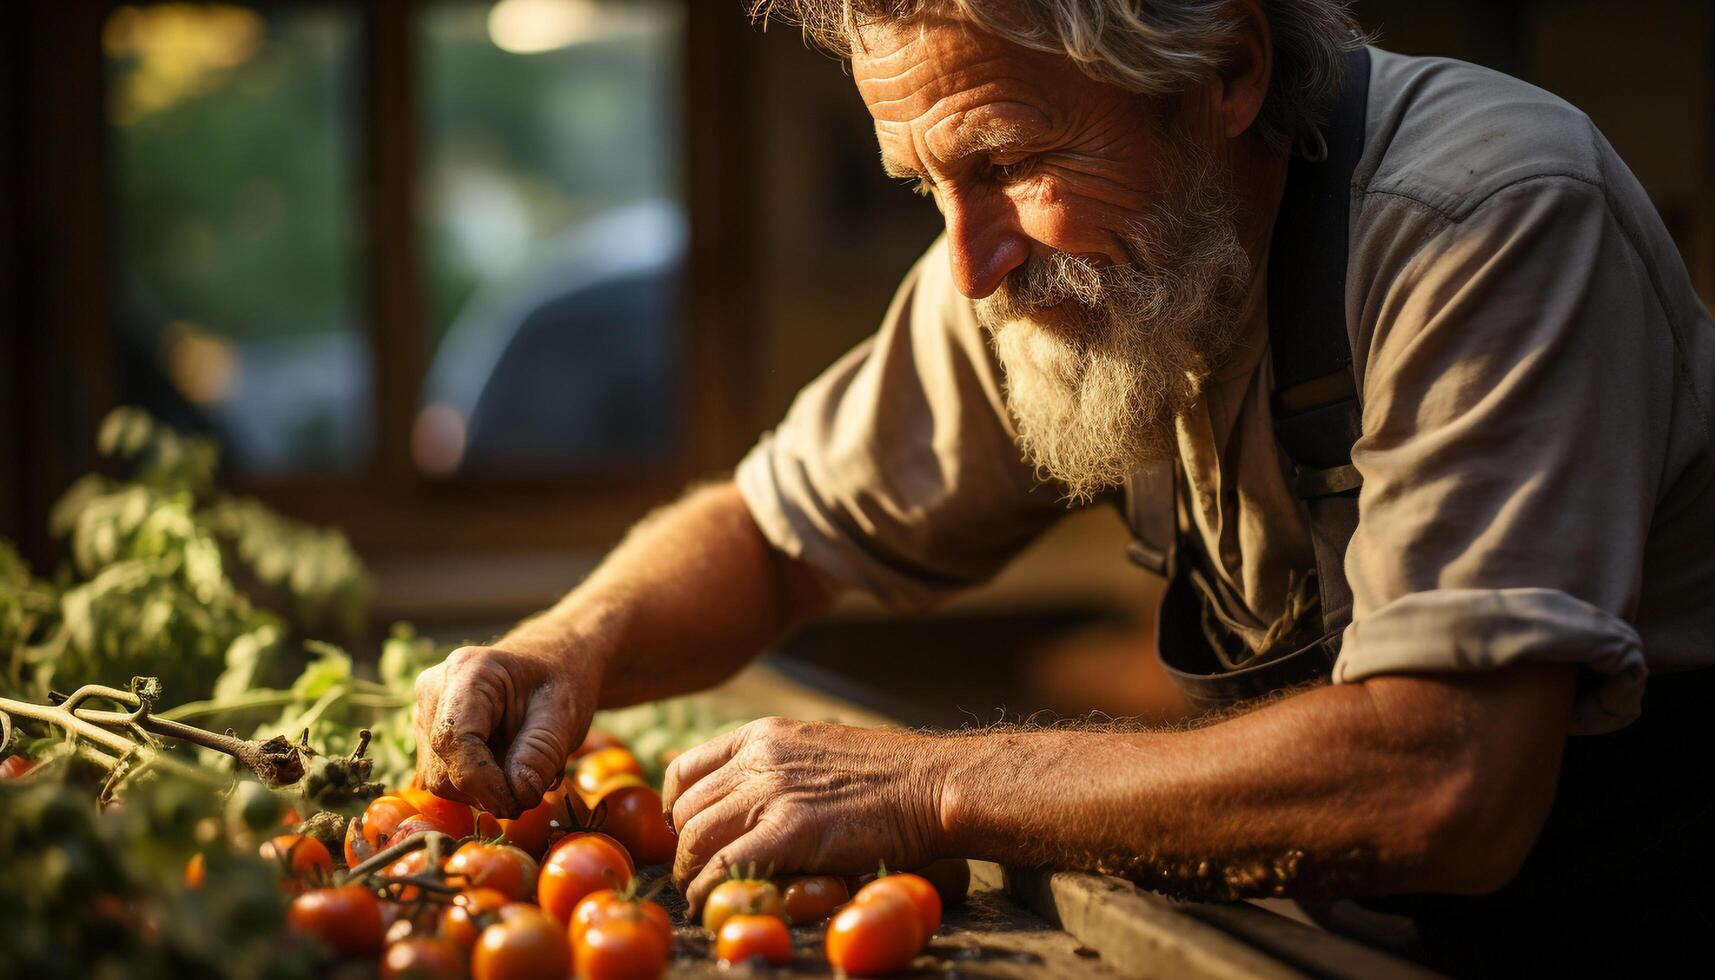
top-left (750, 1), bottom-right (1364, 156)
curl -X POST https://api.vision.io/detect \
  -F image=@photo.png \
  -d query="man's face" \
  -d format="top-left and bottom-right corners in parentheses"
top-left (852, 16), bottom-right (1253, 502)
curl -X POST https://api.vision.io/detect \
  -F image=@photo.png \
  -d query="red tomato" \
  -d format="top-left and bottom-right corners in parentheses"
top-left (287, 884), bottom-right (384, 956)
top-left (184, 853), bottom-right (206, 890)
top-left (362, 796), bottom-right (422, 851)
top-left (0, 754), bottom-right (34, 779)
top-left (439, 887), bottom-right (511, 948)
top-left (572, 729), bottom-right (628, 759)
top-left (537, 834), bottom-right (634, 925)
top-left (344, 814), bottom-right (375, 868)
top-left (702, 878), bottom-right (784, 934)
top-left (392, 814), bottom-right (442, 842)
top-left (380, 935), bottom-right (468, 980)
top-left (717, 913), bottom-right (793, 966)
top-left (260, 834), bottom-right (333, 893)
top-left (383, 848), bottom-right (439, 902)
top-left (400, 789), bottom-right (477, 839)
top-left (781, 875), bottom-right (849, 924)
top-left (911, 859), bottom-right (970, 909)
top-left (498, 782), bottom-right (590, 859)
top-left (470, 903), bottom-right (570, 980)
top-left (825, 891), bottom-right (924, 976)
top-left (476, 810), bottom-right (502, 838)
top-left (572, 747), bottom-right (644, 799)
top-left (575, 917), bottom-right (671, 980)
top-left (857, 873), bottom-right (942, 937)
top-left (570, 889), bottom-right (672, 948)
top-left (444, 842), bottom-right (539, 901)
top-left (590, 784), bottom-right (677, 866)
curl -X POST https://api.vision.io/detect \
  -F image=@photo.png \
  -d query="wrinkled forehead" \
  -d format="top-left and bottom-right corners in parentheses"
top-left (851, 16), bottom-right (1067, 149)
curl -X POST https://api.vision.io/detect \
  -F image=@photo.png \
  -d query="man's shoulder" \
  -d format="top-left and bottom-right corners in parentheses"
top-left (1358, 47), bottom-right (1606, 223)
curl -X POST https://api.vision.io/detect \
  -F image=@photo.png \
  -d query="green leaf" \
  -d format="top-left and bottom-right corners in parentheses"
top-left (212, 624), bottom-right (282, 703)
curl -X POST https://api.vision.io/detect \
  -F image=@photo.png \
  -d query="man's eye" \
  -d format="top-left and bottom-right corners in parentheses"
top-left (905, 177), bottom-right (935, 198)
top-left (992, 157), bottom-right (1035, 181)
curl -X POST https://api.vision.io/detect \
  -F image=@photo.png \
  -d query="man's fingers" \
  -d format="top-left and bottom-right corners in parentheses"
top-left (412, 662), bottom-right (447, 786)
top-left (669, 758), bottom-right (739, 834)
top-left (661, 726), bottom-right (745, 813)
top-left (446, 732), bottom-right (517, 814)
top-left (430, 668), bottom-right (518, 815)
top-left (682, 816), bottom-right (794, 916)
top-left (672, 793), bottom-right (753, 891)
top-left (502, 688), bottom-right (576, 812)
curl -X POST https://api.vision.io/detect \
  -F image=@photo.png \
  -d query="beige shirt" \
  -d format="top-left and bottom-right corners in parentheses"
top-left (736, 48), bottom-right (1715, 734)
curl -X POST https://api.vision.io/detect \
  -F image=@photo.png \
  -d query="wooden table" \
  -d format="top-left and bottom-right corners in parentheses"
top-left (654, 663), bottom-right (1444, 979)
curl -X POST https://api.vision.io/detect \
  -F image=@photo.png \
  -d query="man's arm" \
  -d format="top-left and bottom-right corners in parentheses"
top-left (414, 481), bottom-right (835, 816)
top-left (664, 663), bottom-right (1577, 910)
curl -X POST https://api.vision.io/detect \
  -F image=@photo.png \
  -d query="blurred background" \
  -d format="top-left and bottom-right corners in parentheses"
top-left (4, 0), bottom-right (1712, 728)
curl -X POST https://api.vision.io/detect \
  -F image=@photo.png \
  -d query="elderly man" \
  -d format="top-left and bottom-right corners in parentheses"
top-left (415, 1), bottom-right (1714, 972)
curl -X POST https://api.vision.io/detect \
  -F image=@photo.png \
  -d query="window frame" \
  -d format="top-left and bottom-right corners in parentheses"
top-left (7, 0), bottom-right (763, 562)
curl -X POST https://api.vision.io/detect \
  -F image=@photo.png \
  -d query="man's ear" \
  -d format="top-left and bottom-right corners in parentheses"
top-left (1212, 0), bottom-right (1273, 140)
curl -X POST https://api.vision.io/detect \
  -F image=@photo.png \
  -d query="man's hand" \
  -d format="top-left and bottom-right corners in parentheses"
top-left (414, 644), bottom-right (592, 817)
top-left (662, 718), bottom-right (947, 913)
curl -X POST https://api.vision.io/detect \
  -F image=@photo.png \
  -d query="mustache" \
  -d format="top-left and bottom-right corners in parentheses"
top-left (978, 248), bottom-right (1138, 335)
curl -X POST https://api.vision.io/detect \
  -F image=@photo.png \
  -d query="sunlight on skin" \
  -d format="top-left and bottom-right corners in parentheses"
top-left (849, 13), bottom-right (1283, 301)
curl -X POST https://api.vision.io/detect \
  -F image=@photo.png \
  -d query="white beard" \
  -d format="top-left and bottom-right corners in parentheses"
top-left (976, 147), bottom-right (1252, 504)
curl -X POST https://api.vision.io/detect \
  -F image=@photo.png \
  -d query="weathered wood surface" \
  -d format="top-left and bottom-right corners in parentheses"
top-left (644, 862), bottom-right (1121, 978)
top-left (1004, 869), bottom-right (1446, 980)
top-left (669, 664), bottom-right (1446, 979)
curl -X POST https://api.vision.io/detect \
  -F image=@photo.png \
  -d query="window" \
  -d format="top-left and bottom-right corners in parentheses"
top-left (101, 0), bottom-right (690, 482)
top-left (105, 3), bottom-right (368, 474)
top-left (415, 0), bottom-right (685, 476)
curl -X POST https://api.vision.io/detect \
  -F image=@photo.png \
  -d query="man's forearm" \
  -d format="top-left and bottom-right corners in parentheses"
top-left (501, 481), bottom-right (835, 707)
top-left (926, 665), bottom-right (1576, 900)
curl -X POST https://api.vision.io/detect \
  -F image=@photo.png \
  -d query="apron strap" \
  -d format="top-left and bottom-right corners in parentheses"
top-left (1148, 44), bottom-right (1371, 706)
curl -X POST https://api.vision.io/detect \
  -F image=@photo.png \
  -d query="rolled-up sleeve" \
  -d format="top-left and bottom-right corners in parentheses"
top-left (1336, 177), bottom-right (1677, 733)
top-left (735, 237), bottom-right (1071, 609)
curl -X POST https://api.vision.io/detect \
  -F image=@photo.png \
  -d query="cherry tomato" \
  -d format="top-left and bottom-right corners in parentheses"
top-left (781, 875), bottom-right (849, 924)
top-left (572, 729), bottom-right (628, 759)
top-left (470, 903), bottom-right (570, 980)
top-left (400, 788), bottom-right (477, 839)
top-left (825, 890), bottom-right (924, 976)
top-left (537, 834), bottom-right (635, 925)
top-left (476, 810), bottom-right (502, 838)
top-left (439, 887), bottom-right (512, 947)
top-left (362, 796), bottom-right (422, 851)
top-left (384, 848), bottom-right (439, 902)
top-left (345, 814), bottom-right (376, 867)
top-left (392, 814), bottom-right (442, 842)
top-left (570, 889), bottom-right (672, 948)
top-left (260, 834), bottom-right (333, 893)
top-left (380, 936), bottom-right (468, 980)
top-left (0, 754), bottom-right (34, 779)
top-left (857, 872), bottom-right (941, 937)
top-left (702, 878), bottom-right (784, 934)
top-left (498, 782), bottom-right (590, 859)
top-left (911, 859), bottom-right (970, 909)
top-left (576, 917), bottom-right (671, 980)
top-left (184, 852), bottom-right (206, 890)
top-left (573, 747), bottom-right (644, 799)
top-left (717, 913), bottom-right (793, 967)
top-left (444, 842), bottom-right (539, 901)
top-left (590, 784), bottom-right (677, 866)
top-left (287, 884), bottom-right (384, 956)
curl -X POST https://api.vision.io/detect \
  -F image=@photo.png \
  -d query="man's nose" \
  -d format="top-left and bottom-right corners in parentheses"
top-left (942, 195), bottom-right (1028, 300)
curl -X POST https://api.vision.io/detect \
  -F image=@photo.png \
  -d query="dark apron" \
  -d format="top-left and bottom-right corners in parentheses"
top-left (1140, 46), bottom-right (1715, 977)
